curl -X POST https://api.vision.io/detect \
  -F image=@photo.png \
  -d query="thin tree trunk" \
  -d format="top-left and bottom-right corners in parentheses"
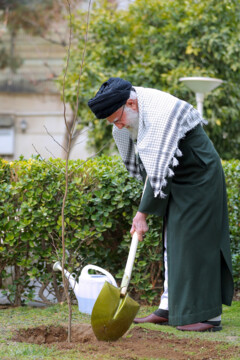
top-left (61, 0), bottom-right (92, 343)
top-left (61, 149), bottom-right (72, 342)
top-left (10, 30), bottom-right (17, 74)
top-left (38, 281), bottom-right (53, 305)
top-left (62, 113), bottom-right (82, 159)
top-left (51, 269), bottom-right (63, 303)
top-left (14, 265), bottom-right (22, 306)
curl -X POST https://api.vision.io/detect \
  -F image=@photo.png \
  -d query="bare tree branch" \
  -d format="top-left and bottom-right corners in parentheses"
top-left (43, 125), bottom-right (67, 152)
top-left (71, 229), bottom-right (96, 256)
top-left (43, 61), bottom-right (58, 78)
top-left (38, 281), bottom-right (53, 305)
top-left (45, 147), bottom-right (57, 159)
top-left (72, 0), bottom-right (92, 128)
top-left (63, 123), bottom-right (90, 157)
top-left (32, 144), bottom-right (63, 172)
top-left (19, 15), bottom-right (67, 46)
top-left (62, 0), bottom-right (72, 135)
top-left (22, 295), bottom-right (52, 305)
top-left (70, 135), bottom-right (88, 149)
top-left (62, 0), bottom-right (92, 159)
top-left (32, 144), bottom-right (44, 160)
top-left (72, 126), bottom-right (90, 139)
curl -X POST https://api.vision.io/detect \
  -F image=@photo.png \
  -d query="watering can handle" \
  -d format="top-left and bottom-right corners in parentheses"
top-left (81, 264), bottom-right (117, 287)
top-left (120, 232), bottom-right (139, 297)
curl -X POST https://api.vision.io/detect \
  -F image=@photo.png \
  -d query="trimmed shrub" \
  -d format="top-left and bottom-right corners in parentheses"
top-left (0, 156), bottom-right (239, 305)
top-left (223, 160), bottom-right (240, 290)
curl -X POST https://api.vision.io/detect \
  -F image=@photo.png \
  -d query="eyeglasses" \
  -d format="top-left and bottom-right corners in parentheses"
top-left (112, 105), bottom-right (125, 125)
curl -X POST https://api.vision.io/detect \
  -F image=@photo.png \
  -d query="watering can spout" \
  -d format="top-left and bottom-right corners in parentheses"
top-left (53, 261), bottom-right (77, 290)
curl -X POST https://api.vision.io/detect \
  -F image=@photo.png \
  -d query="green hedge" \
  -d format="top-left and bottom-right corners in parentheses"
top-left (222, 160), bottom-right (240, 290)
top-left (0, 156), bottom-right (239, 305)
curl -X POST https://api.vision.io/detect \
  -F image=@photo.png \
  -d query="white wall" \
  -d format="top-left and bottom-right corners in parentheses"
top-left (0, 93), bottom-right (90, 160)
top-left (0, 22), bottom-right (91, 161)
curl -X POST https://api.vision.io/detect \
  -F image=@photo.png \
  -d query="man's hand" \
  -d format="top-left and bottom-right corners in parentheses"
top-left (130, 211), bottom-right (148, 241)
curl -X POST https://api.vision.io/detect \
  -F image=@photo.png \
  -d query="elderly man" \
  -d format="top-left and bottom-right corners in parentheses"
top-left (88, 77), bottom-right (233, 332)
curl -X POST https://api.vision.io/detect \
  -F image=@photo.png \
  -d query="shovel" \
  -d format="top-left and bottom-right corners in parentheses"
top-left (91, 232), bottom-right (140, 341)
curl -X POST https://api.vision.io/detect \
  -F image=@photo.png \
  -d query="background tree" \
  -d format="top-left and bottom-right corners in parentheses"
top-left (59, 0), bottom-right (240, 159)
top-left (0, 0), bottom-right (79, 73)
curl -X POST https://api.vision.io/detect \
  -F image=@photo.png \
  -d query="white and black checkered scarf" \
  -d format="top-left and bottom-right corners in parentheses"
top-left (113, 86), bottom-right (206, 198)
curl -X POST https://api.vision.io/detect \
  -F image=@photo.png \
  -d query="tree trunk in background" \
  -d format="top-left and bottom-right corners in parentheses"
top-left (14, 265), bottom-right (22, 306)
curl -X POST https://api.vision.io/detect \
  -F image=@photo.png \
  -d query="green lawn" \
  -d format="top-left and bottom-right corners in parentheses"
top-left (0, 302), bottom-right (239, 360)
top-left (135, 302), bottom-right (240, 343)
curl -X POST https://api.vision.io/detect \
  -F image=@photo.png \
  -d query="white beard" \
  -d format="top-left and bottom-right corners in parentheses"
top-left (124, 107), bottom-right (139, 141)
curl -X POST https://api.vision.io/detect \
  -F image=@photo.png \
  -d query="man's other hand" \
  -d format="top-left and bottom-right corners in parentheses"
top-left (130, 211), bottom-right (148, 241)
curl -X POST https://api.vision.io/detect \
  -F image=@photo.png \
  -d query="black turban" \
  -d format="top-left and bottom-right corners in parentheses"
top-left (88, 77), bottom-right (132, 119)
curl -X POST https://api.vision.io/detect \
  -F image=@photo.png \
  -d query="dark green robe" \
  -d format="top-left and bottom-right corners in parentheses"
top-left (138, 124), bottom-right (234, 326)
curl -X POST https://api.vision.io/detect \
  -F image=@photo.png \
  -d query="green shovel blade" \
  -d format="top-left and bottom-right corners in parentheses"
top-left (91, 281), bottom-right (140, 341)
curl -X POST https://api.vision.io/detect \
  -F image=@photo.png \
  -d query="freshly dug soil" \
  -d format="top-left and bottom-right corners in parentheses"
top-left (14, 324), bottom-right (95, 345)
top-left (13, 324), bottom-right (239, 360)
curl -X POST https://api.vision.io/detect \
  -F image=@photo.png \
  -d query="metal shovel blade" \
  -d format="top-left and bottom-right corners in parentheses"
top-left (91, 281), bottom-right (139, 341)
top-left (91, 232), bottom-right (140, 341)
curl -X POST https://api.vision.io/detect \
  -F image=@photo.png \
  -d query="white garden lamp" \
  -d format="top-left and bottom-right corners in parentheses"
top-left (179, 77), bottom-right (223, 117)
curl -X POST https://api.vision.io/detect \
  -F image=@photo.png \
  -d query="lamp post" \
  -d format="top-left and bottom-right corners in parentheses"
top-left (179, 77), bottom-right (223, 117)
top-left (20, 119), bottom-right (28, 132)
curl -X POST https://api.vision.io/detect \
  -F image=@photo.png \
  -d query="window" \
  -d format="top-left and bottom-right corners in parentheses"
top-left (0, 116), bottom-right (14, 155)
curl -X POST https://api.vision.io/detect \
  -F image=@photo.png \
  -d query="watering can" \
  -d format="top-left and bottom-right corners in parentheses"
top-left (53, 261), bottom-right (117, 315)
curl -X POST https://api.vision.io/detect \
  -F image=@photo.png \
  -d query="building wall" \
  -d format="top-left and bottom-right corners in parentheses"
top-left (0, 1), bottom-right (135, 162)
top-left (0, 92), bottom-right (90, 160)
top-left (0, 22), bottom-right (91, 161)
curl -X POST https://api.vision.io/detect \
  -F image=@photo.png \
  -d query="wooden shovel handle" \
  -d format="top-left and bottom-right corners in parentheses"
top-left (120, 232), bottom-right (139, 297)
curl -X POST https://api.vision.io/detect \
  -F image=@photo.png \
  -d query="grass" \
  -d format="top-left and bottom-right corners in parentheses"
top-left (0, 302), bottom-right (239, 360)
top-left (135, 301), bottom-right (240, 344)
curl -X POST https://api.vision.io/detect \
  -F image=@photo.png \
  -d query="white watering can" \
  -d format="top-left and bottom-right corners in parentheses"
top-left (53, 261), bottom-right (118, 315)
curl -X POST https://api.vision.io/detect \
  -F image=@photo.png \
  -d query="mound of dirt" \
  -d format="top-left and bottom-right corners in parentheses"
top-left (13, 324), bottom-right (95, 345)
top-left (13, 324), bottom-right (239, 360)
